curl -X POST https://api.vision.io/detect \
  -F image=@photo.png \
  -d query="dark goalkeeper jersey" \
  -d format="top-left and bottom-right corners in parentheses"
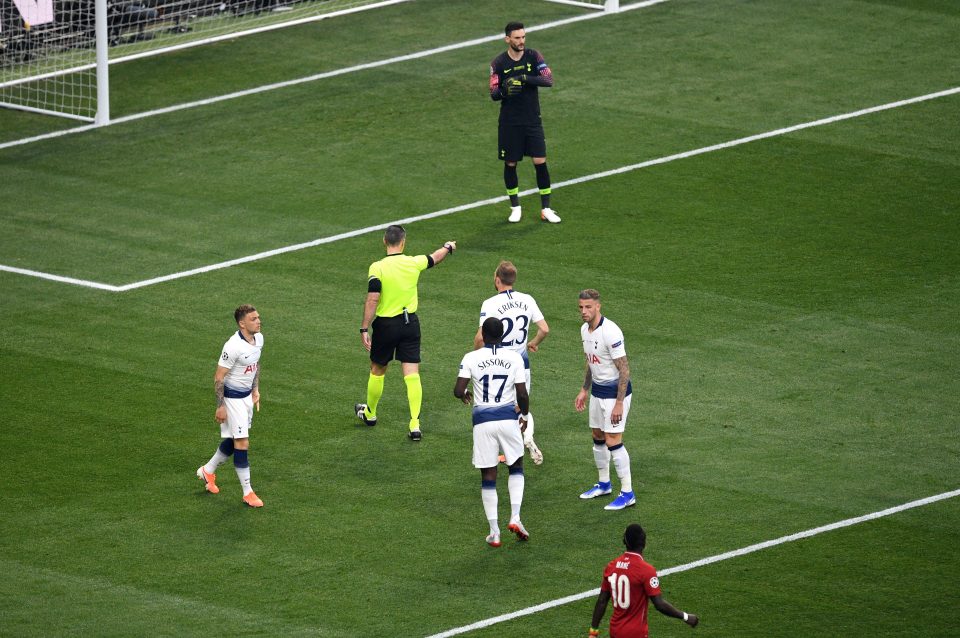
top-left (489, 48), bottom-right (553, 126)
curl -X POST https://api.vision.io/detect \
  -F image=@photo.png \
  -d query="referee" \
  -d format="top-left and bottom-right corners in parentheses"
top-left (356, 225), bottom-right (457, 441)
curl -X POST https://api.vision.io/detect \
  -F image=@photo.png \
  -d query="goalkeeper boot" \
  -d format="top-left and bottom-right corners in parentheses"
top-left (579, 481), bottom-right (612, 499)
top-left (355, 403), bottom-right (377, 427)
top-left (408, 428), bottom-right (422, 441)
top-left (604, 491), bottom-right (637, 511)
top-left (507, 519), bottom-right (530, 541)
top-left (196, 466), bottom-right (219, 494)
top-left (540, 208), bottom-right (561, 223)
top-left (508, 206), bottom-right (522, 223)
top-left (242, 491), bottom-right (264, 508)
top-left (485, 532), bottom-right (501, 548)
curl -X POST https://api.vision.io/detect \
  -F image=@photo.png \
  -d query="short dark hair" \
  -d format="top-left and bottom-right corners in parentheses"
top-left (234, 304), bottom-right (257, 324)
top-left (384, 225), bottom-right (406, 247)
top-left (623, 523), bottom-right (647, 552)
top-left (505, 21), bottom-right (524, 36)
top-left (495, 260), bottom-right (517, 286)
top-left (579, 289), bottom-right (601, 301)
top-left (481, 317), bottom-right (504, 344)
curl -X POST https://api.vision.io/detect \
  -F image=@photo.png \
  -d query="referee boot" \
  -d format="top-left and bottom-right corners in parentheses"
top-left (355, 403), bottom-right (377, 427)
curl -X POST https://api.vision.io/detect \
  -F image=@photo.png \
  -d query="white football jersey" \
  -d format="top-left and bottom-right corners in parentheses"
top-left (581, 317), bottom-right (631, 399)
top-left (458, 345), bottom-right (528, 425)
top-left (478, 289), bottom-right (544, 360)
top-left (218, 330), bottom-right (264, 392)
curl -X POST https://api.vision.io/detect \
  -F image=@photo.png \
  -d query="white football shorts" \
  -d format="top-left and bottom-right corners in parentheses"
top-left (221, 395), bottom-right (254, 439)
top-left (588, 394), bottom-right (632, 433)
top-left (473, 419), bottom-right (524, 468)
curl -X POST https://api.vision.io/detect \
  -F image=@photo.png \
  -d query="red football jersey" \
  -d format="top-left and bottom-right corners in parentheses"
top-left (600, 551), bottom-right (662, 638)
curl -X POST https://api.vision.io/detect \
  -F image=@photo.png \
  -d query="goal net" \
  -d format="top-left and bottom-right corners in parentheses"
top-left (1, 0), bottom-right (408, 123)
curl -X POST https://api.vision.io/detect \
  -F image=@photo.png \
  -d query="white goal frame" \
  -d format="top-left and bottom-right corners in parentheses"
top-left (1, 0), bottom-right (414, 125)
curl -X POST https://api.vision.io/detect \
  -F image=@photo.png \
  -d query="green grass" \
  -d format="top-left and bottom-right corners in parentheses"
top-left (2, 0), bottom-right (959, 636)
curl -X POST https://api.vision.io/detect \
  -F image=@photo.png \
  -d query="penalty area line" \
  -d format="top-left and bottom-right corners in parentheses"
top-left (2, 84), bottom-right (958, 292)
top-left (424, 487), bottom-right (960, 638)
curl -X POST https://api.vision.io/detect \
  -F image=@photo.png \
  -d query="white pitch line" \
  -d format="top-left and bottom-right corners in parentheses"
top-left (2, 83), bottom-right (958, 292)
top-left (0, 0), bottom-right (671, 152)
top-left (425, 487), bottom-right (960, 638)
top-left (0, 264), bottom-right (121, 292)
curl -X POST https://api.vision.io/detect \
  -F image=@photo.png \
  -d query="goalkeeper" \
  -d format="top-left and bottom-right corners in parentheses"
top-left (489, 21), bottom-right (561, 224)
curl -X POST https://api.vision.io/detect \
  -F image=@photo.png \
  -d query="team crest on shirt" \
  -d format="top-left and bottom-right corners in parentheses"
top-left (649, 576), bottom-right (660, 588)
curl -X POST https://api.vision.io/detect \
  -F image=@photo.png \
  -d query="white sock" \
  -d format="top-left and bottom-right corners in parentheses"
top-left (610, 444), bottom-right (632, 493)
top-left (236, 466), bottom-right (252, 496)
top-left (508, 472), bottom-right (524, 520)
top-left (523, 412), bottom-right (535, 446)
top-left (204, 449), bottom-right (230, 475)
top-left (482, 484), bottom-right (498, 534)
top-left (593, 442), bottom-right (611, 484)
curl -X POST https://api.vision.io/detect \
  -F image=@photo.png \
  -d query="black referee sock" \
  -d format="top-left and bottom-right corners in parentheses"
top-left (504, 164), bottom-right (520, 206)
top-left (535, 162), bottom-right (551, 209)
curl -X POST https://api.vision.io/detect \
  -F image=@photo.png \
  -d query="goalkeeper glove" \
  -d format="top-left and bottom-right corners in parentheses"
top-left (503, 76), bottom-right (524, 97)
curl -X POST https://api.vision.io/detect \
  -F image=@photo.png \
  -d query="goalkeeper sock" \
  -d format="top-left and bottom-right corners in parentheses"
top-left (535, 162), bottom-right (551, 208)
top-left (504, 164), bottom-right (520, 206)
top-left (404, 373), bottom-right (422, 430)
top-left (593, 439), bottom-right (611, 484)
top-left (366, 372), bottom-right (385, 418)
top-left (609, 443), bottom-right (633, 493)
top-left (234, 449), bottom-right (252, 496)
top-left (482, 479), bottom-right (499, 533)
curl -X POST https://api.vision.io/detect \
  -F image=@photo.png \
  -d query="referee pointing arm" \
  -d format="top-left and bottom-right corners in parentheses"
top-left (355, 225), bottom-right (456, 441)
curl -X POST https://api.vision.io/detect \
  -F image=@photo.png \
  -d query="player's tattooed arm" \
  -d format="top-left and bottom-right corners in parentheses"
top-left (582, 364), bottom-right (593, 391)
top-left (613, 356), bottom-right (630, 402)
top-left (253, 367), bottom-right (260, 390)
top-left (214, 365), bottom-right (229, 407)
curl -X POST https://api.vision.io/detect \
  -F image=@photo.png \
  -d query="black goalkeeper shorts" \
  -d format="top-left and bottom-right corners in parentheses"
top-left (498, 124), bottom-right (547, 162)
top-left (370, 313), bottom-right (421, 365)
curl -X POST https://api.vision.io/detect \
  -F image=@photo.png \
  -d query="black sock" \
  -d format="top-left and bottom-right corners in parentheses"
top-left (535, 162), bottom-right (551, 208)
top-left (504, 164), bottom-right (520, 206)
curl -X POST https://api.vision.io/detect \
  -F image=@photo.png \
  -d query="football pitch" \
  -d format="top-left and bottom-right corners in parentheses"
top-left (2, 0), bottom-right (959, 636)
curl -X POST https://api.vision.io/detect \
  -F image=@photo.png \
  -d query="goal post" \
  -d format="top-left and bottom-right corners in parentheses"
top-left (1, 0), bottom-right (411, 125)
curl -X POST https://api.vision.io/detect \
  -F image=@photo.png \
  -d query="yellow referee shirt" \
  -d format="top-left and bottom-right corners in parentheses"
top-left (368, 254), bottom-right (430, 318)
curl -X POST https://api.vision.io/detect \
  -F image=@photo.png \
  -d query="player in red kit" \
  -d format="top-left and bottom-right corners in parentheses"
top-left (589, 524), bottom-right (699, 637)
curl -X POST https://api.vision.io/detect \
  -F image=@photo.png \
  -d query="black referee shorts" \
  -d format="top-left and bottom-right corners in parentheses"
top-left (498, 124), bottom-right (547, 162)
top-left (370, 313), bottom-right (421, 365)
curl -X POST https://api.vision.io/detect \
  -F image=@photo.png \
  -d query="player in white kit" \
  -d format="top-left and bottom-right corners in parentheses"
top-left (474, 260), bottom-right (550, 464)
top-left (196, 304), bottom-right (265, 508)
top-left (456, 318), bottom-right (531, 547)
top-left (574, 289), bottom-right (635, 511)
